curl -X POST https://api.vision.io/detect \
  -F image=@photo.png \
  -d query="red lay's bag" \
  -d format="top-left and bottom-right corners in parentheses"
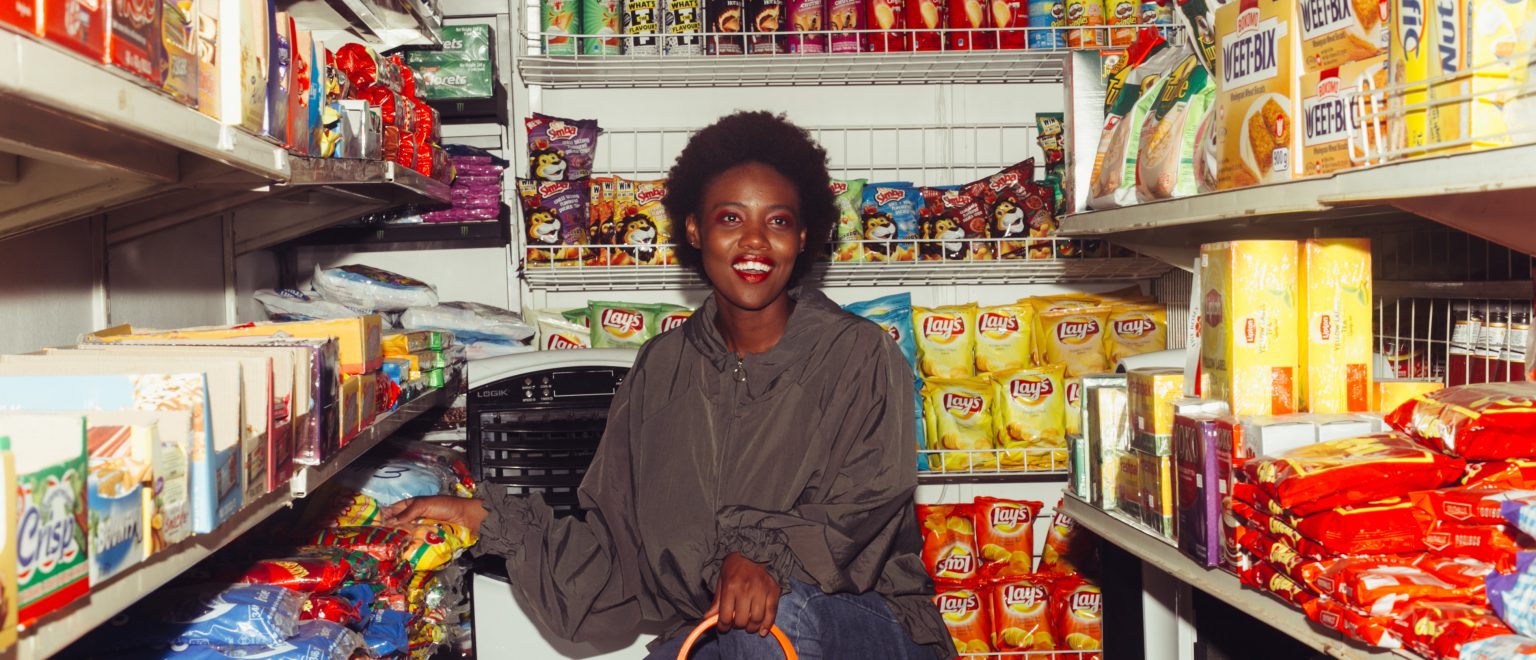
top-left (1051, 576), bottom-right (1103, 655)
top-left (988, 575), bottom-right (1057, 651)
top-left (972, 498), bottom-right (1042, 578)
top-left (1386, 382), bottom-right (1536, 460)
top-left (1242, 433), bottom-right (1466, 516)
top-left (917, 504), bottom-right (980, 582)
top-left (933, 582), bottom-right (993, 655)
top-left (1037, 501), bottom-right (1079, 575)
top-left (1396, 601), bottom-right (1513, 660)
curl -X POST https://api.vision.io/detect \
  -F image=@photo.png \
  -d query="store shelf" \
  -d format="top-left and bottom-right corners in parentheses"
top-left (17, 387), bottom-right (450, 658)
top-left (286, 158), bottom-right (453, 205)
top-left (282, 213), bottom-right (511, 251)
top-left (1058, 495), bottom-right (1404, 660)
top-left (280, 0), bottom-right (444, 50)
top-left (918, 447), bottom-right (1070, 483)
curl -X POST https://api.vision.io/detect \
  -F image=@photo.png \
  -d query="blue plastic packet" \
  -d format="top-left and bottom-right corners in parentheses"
top-left (860, 184), bottom-right (921, 262)
top-left (336, 583), bottom-right (376, 614)
top-left (843, 293), bottom-right (918, 374)
top-left (361, 608), bottom-right (411, 656)
top-left (1459, 634), bottom-right (1536, 659)
top-left (915, 377), bottom-right (929, 472)
top-left (162, 620), bottom-right (365, 660)
top-left (337, 459), bottom-right (455, 507)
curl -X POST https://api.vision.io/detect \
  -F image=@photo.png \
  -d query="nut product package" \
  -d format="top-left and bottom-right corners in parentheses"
top-left (747, 0), bottom-right (786, 53)
top-left (924, 377), bottom-right (998, 471)
top-left (860, 183), bottom-right (921, 262)
top-left (1036, 306), bottom-right (1113, 377)
top-left (311, 264), bottom-right (438, 312)
top-left (946, 0), bottom-right (993, 50)
top-left (919, 188), bottom-right (992, 261)
top-left (526, 113), bottom-right (600, 181)
top-left (843, 293), bottom-right (918, 374)
top-left (907, 0), bottom-right (943, 50)
top-left (933, 582), bottom-right (993, 655)
top-left (865, 0), bottom-right (909, 51)
top-left (992, 365), bottom-right (1068, 469)
top-left (612, 178), bottom-right (674, 266)
top-left (828, 0), bottom-right (865, 51)
top-left (1241, 433), bottom-right (1466, 516)
top-left (622, 0), bottom-right (660, 53)
top-left (588, 301), bottom-right (658, 348)
top-left (1064, 0), bottom-right (1105, 47)
top-left (1134, 53), bottom-right (1214, 202)
top-left (541, 0), bottom-right (582, 53)
top-left (662, 0), bottom-right (703, 53)
top-left (1026, 0), bottom-right (1066, 48)
top-left (1088, 40), bottom-right (1186, 209)
top-left (917, 504), bottom-right (980, 581)
top-left (786, 0), bottom-right (826, 51)
top-left (972, 497), bottom-right (1043, 577)
top-left (1106, 302), bottom-right (1168, 364)
top-left (975, 303), bottom-right (1033, 373)
top-left (1051, 576), bottom-right (1103, 652)
top-left (518, 178), bottom-right (592, 266)
top-left (988, 575), bottom-right (1056, 651)
top-left (1215, 0), bottom-right (1302, 189)
top-left (1300, 56), bottom-right (1388, 177)
top-left (914, 304), bottom-right (979, 379)
top-left (707, 0), bottom-right (747, 53)
top-left (582, 0), bottom-right (622, 54)
top-left (829, 179), bottom-right (867, 261)
top-left (1385, 382), bottom-right (1536, 460)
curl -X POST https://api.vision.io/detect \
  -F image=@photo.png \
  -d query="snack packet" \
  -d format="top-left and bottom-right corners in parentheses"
top-left (300, 595), bottom-right (365, 627)
top-left (311, 264), bottom-right (438, 312)
top-left (919, 188), bottom-right (992, 261)
top-left (924, 377), bottom-right (997, 471)
top-left (860, 183), bottom-right (921, 262)
top-left (1036, 306), bottom-right (1113, 377)
top-left (829, 179), bottom-right (867, 262)
top-left (588, 301), bottom-right (657, 348)
top-left (992, 365), bottom-right (1068, 470)
top-left (231, 556), bottom-right (351, 593)
top-left (401, 520), bottom-right (477, 572)
top-left (917, 504), bottom-right (981, 581)
top-left (988, 575), bottom-right (1056, 651)
top-left (1134, 52), bottom-right (1214, 202)
top-left (160, 584), bottom-right (305, 647)
top-left (654, 304), bottom-right (693, 334)
top-left (975, 304), bottom-right (1034, 374)
top-left (1242, 433), bottom-right (1466, 516)
top-left (1052, 576), bottom-right (1103, 652)
top-left (843, 293), bottom-right (918, 373)
top-left (611, 178), bottom-right (674, 266)
top-left (1106, 302), bottom-right (1168, 364)
top-left (518, 178), bottom-right (592, 265)
top-left (933, 582), bottom-right (993, 655)
top-left (1037, 502), bottom-right (1078, 574)
top-left (1398, 601), bottom-right (1516, 660)
top-left (536, 311), bottom-right (592, 350)
top-left (914, 304), bottom-right (979, 379)
top-left (973, 497), bottom-right (1043, 577)
top-left (308, 526), bottom-right (412, 568)
top-left (1386, 382), bottom-right (1536, 460)
top-left (525, 113), bottom-right (599, 181)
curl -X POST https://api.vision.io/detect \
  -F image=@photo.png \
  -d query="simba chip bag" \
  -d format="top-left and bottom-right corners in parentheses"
top-left (587, 301), bottom-right (657, 348)
top-left (915, 304), bottom-right (979, 379)
top-left (830, 179), bottom-right (866, 262)
top-left (1107, 303), bottom-right (1168, 364)
top-left (993, 365), bottom-right (1068, 470)
top-left (518, 179), bottom-right (591, 265)
top-left (924, 377), bottom-right (997, 471)
top-left (611, 178), bottom-right (673, 266)
top-left (860, 183), bottom-right (922, 262)
top-left (918, 504), bottom-right (981, 582)
top-left (975, 304), bottom-right (1034, 374)
top-left (988, 575), bottom-right (1057, 652)
top-left (973, 497), bottom-right (1043, 578)
top-left (1037, 306), bottom-right (1113, 377)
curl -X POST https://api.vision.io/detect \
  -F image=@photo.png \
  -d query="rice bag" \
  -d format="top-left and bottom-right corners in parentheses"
top-left (829, 179), bottom-right (866, 262)
top-left (230, 556), bottom-right (351, 593)
top-left (993, 365), bottom-right (1068, 471)
top-left (1242, 433), bottom-right (1465, 516)
top-left (309, 527), bottom-right (412, 568)
top-left (923, 377), bottom-right (997, 471)
top-left (975, 303), bottom-right (1033, 374)
top-left (1035, 306), bottom-right (1113, 378)
top-left (253, 289), bottom-right (363, 322)
top-left (914, 304), bottom-right (979, 379)
top-left (611, 178), bottom-right (674, 266)
top-left (588, 301), bottom-right (657, 349)
top-left (1134, 52), bottom-right (1214, 202)
top-left (860, 184), bottom-right (921, 262)
top-left (311, 264), bottom-right (438, 312)
top-left (843, 293), bottom-right (918, 374)
top-left (987, 575), bottom-right (1056, 651)
top-left (1385, 382), bottom-right (1536, 460)
top-left (401, 520), bottom-right (477, 572)
top-left (1106, 302), bottom-right (1167, 364)
top-left (518, 178), bottom-right (592, 265)
top-left (536, 311), bottom-right (591, 350)
top-left (971, 497), bottom-right (1042, 578)
top-left (916, 504), bottom-right (980, 582)
top-left (525, 113), bottom-right (600, 181)
top-left (399, 301), bottom-right (536, 347)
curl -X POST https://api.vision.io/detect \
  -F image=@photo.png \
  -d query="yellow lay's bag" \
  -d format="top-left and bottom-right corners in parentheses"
top-left (915, 304), bottom-right (979, 379)
top-left (923, 377), bottom-right (997, 472)
top-left (993, 364), bottom-right (1067, 471)
top-left (1107, 303), bottom-right (1167, 364)
top-left (1038, 306), bottom-right (1113, 377)
top-left (976, 304), bottom-right (1034, 374)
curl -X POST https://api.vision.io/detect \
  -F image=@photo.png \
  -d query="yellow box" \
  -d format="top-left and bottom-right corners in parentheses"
top-left (341, 374), bottom-right (364, 442)
top-left (1200, 241), bottom-right (1301, 417)
top-left (1301, 238), bottom-right (1373, 413)
top-left (1300, 55), bottom-right (1389, 176)
top-left (93, 316), bottom-right (383, 376)
top-left (1137, 449), bottom-right (1174, 536)
top-left (1216, 0), bottom-right (1305, 189)
top-left (1391, 0), bottom-right (1434, 150)
top-left (1298, 0), bottom-right (1387, 72)
top-left (0, 438), bottom-right (15, 650)
top-left (1431, 0), bottom-right (1531, 152)
top-left (1116, 452), bottom-right (1142, 518)
top-left (1374, 379), bottom-right (1444, 412)
top-left (1128, 367), bottom-right (1185, 454)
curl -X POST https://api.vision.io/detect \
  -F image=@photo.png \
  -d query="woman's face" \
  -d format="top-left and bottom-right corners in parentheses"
top-left (686, 162), bottom-right (805, 313)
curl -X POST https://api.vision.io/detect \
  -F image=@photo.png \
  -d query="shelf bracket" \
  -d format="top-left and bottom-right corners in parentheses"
top-left (0, 154), bottom-right (16, 184)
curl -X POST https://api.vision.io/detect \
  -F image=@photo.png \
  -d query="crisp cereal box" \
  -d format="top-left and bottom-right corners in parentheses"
top-left (0, 414), bottom-right (88, 625)
top-left (0, 437), bottom-right (13, 649)
top-left (924, 377), bottom-right (997, 471)
top-left (1390, 0), bottom-right (1433, 150)
top-left (1300, 55), bottom-right (1390, 176)
top-left (1300, 238), bottom-right (1372, 413)
top-left (992, 365), bottom-right (1067, 471)
top-left (1426, 0), bottom-right (1531, 153)
top-left (1216, 0), bottom-right (1304, 189)
top-left (1200, 241), bottom-right (1301, 417)
top-left (1128, 367), bottom-right (1185, 454)
top-left (1298, 0), bottom-right (1387, 71)
top-left (934, 584), bottom-right (994, 655)
top-left (915, 304), bottom-right (979, 379)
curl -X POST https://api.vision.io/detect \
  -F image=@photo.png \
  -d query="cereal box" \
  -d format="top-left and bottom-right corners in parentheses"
top-left (1431, 0), bottom-right (1530, 153)
top-left (0, 414), bottom-right (88, 625)
top-left (933, 584), bottom-right (993, 655)
top-left (0, 437), bottom-right (13, 649)
top-left (1298, 0), bottom-right (1386, 71)
top-left (1083, 374), bottom-right (1128, 508)
top-left (992, 365), bottom-right (1067, 470)
top-left (989, 576), bottom-right (1056, 651)
top-left (1138, 448), bottom-right (1174, 535)
top-left (1300, 55), bottom-right (1389, 176)
top-left (1216, 0), bottom-right (1304, 189)
top-left (1115, 451), bottom-right (1142, 517)
top-left (1199, 240), bottom-right (1301, 417)
top-left (1300, 238), bottom-right (1372, 413)
top-left (84, 419), bottom-right (149, 584)
top-left (94, 315), bottom-right (382, 376)
top-left (915, 304), bottom-right (979, 379)
top-left (1174, 413), bottom-right (1224, 566)
top-left (110, 0), bottom-right (162, 82)
top-left (44, 0), bottom-right (108, 59)
top-left (924, 377), bottom-right (997, 471)
top-left (1128, 367), bottom-right (1185, 454)
top-left (975, 303), bottom-right (1033, 374)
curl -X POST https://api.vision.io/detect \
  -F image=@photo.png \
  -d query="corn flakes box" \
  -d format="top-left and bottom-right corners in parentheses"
top-left (993, 365), bottom-right (1068, 471)
top-left (989, 576), bottom-right (1057, 651)
top-left (1300, 238), bottom-right (1372, 413)
top-left (1200, 241), bottom-right (1301, 416)
top-left (924, 377), bottom-right (997, 471)
top-left (934, 583), bottom-right (994, 656)
top-left (1037, 306), bottom-right (1113, 377)
top-left (1298, 0), bottom-right (1386, 72)
top-left (1300, 55), bottom-right (1389, 176)
top-left (975, 304), bottom-right (1034, 374)
top-left (1216, 0), bottom-right (1304, 189)
top-left (1107, 302), bottom-right (1169, 364)
top-left (1128, 367), bottom-right (1185, 454)
top-left (915, 304), bottom-right (979, 379)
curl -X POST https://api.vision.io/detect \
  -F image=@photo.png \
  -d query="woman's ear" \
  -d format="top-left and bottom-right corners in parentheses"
top-left (798, 225), bottom-right (807, 253)
top-left (686, 214), bottom-right (701, 249)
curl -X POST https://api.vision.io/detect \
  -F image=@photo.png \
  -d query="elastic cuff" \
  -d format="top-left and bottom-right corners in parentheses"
top-left (471, 489), bottom-right (552, 561)
top-left (709, 526), bottom-right (798, 589)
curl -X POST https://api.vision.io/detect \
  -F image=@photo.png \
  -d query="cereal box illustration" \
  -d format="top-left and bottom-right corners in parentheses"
top-left (1300, 238), bottom-right (1371, 412)
top-left (1300, 55), bottom-right (1388, 176)
top-left (0, 414), bottom-right (88, 625)
top-left (1216, 0), bottom-right (1303, 189)
top-left (1298, 0), bottom-right (1386, 71)
top-left (1420, 0), bottom-right (1529, 153)
top-left (85, 421), bottom-right (148, 584)
top-left (1200, 241), bottom-right (1300, 416)
top-left (0, 436), bottom-right (15, 649)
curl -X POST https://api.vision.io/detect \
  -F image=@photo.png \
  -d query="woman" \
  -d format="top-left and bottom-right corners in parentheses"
top-left (385, 111), bottom-right (951, 659)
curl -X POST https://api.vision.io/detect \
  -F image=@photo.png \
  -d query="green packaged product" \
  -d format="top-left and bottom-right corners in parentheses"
top-left (829, 179), bottom-right (865, 262)
top-left (541, 0), bottom-right (582, 54)
top-left (561, 307), bottom-right (591, 328)
top-left (582, 0), bottom-right (622, 54)
top-left (588, 301), bottom-right (658, 348)
top-left (405, 25), bottom-right (495, 100)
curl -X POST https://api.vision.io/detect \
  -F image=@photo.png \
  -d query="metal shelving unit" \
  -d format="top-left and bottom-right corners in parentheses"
top-left (16, 387), bottom-right (451, 658)
top-left (281, 0), bottom-right (445, 50)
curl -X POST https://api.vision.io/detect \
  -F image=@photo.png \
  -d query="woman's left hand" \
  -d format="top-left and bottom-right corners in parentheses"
top-left (706, 552), bottom-right (780, 636)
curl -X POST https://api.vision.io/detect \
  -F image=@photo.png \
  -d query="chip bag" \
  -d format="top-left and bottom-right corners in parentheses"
top-left (830, 179), bottom-right (867, 262)
top-left (1052, 576), bottom-right (1103, 653)
top-left (525, 113), bottom-right (599, 181)
top-left (975, 303), bottom-right (1034, 374)
top-left (1106, 303), bottom-right (1168, 365)
top-left (518, 178), bottom-right (591, 265)
top-left (1386, 382), bottom-right (1536, 460)
top-left (231, 556), bottom-right (351, 593)
top-left (1422, 521), bottom-right (1532, 571)
top-left (1037, 502), bottom-right (1079, 575)
top-left (301, 595), bottom-right (365, 627)
top-left (1242, 433), bottom-right (1466, 516)
top-left (917, 504), bottom-right (981, 581)
top-left (992, 365), bottom-right (1068, 471)
top-left (924, 377), bottom-right (997, 471)
top-left (933, 582), bottom-right (994, 656)
top-left (973, 497), bottom-right (1043, 578)
top-left (914, 304), bottom-right (979, 379)
top-left (1304, 597), bottom-right (1402, 648)
top-left (611, 178), bottom-right (673, 266)
top-left (1398, 601), bottom-right (1515, 660)
top-left (401, 520), bottom-right (477, 572)
top-left (536, 311), bottom-right (592, 350)
top-left (1314, 558), bottom-right (1484, 616)
top-left (989, 575), bottom-right (1057, 651)
top-left (588, 301), bottom-right (657, 348)
top-left (918, 188), bottom-right (993, 261)
top-left (1037, 306), bottom-right (1113, 377)
top-left (844, 293), bottom-right (918, 374)
top-left (860, 183), bottom-right (921, 262)
top-left (309, 526), bottom-right (412, 568)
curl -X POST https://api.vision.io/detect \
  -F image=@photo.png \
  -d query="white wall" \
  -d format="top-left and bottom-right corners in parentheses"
top-left (0, 219), bottom-right (101, 353)
top-left (108, 215), bottom-right (229, 330)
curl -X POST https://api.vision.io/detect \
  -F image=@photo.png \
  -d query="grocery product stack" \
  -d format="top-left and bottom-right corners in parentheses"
top-left (422, 149), bottom-right (506, 223)
top-left (329, 44), bottom-right (452, 181)
top-left (532, 300), bottom-right (695, 350)
top-left (918, 497), bottom-right (1103, 655)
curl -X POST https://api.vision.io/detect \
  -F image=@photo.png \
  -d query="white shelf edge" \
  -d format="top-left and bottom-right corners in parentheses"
top-left (16, 387), bottom-right (450, 658)
top-left (517, 50), bottom-right (1072, 88)
top-left (1058, 495), bottom-right (1409, 660)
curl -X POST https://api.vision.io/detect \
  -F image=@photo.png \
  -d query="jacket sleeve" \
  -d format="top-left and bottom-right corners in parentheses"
top-left (474, 350), bottom-right (671, 641)
top-left (709, 334), bottom-right (918, 594)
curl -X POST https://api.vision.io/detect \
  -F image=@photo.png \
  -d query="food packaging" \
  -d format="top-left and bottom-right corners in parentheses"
top-left (1199, 240), bottom-right (1301, 417)
top-left (1300, 238), bottom-right (1372, 413)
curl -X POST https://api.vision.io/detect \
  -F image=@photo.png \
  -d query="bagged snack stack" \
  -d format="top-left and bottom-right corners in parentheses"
top-left (423, 147), bottom-right (505, 224)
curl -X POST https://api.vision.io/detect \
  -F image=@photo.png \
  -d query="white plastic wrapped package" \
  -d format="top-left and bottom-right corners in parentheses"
top-left (253, 289), bottom-right (363, 322)
top-left (311, 264), bottom-right (440, 312)
top-left (400, 302), bottom-right (536, 357)
top-left (161, 620), bottom-right (365, 660)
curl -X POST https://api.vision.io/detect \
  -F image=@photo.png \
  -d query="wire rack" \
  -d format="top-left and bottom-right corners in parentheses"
top-left (958, 652), bottom-right (1099, 657)
top-left (918, 446), bottom-right (1070, 483)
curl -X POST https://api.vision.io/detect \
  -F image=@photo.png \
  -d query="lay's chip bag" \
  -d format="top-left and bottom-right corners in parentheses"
top-left (1037, 306), bottom-right (1113, 377)
top-left (588, 301), bottom-right (656, 348)
top-left (917, 503), bottom-right (980, 582)
top-left (924, 377), bottom-right (997, 471)
top-left (989, 575), bottom-right (1057, 651)
top-left (933, 582), bottom-right (994, 656)
top-left (992, 364), bottom-right (1068, 471)
top-left (975, 304), bottom-right (1034, 374)
top-left (1064, 377), bottom-right (1084, 436)
top-left (1107, 302), bottom-right (1167, 365)
top-left (653, 304), bottom-right (693, 335)
top-left (1052, 576), bottom-right (1103, 652)
top-left (535, 310), bottom-right (591, 350)
top-left (973, 497), bottom-right (1043, 578)
top-left (844, 293), bottom-right (918, 374)
top-left (830, 179), bottom-right (866, 262)
top-left (915, 304), bottom-right (979, 379)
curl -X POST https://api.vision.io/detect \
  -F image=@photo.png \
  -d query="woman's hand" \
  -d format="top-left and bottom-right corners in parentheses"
top-left (381, 495), bottom-right (490, 534)
top-left (706, 552), bottom-right (780, 636)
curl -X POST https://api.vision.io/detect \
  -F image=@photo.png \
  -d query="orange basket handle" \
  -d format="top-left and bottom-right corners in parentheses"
top-left (675, 614), bottom-right (798, 660)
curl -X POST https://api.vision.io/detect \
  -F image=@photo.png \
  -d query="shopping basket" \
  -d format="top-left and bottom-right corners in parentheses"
top-left (676, 614), bottom-right (798, 659)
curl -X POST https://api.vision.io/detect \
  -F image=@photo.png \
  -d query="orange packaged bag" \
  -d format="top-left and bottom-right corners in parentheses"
top-left (1037, 501), bottom-right (1079, 575)
top-left (1235, 528), bottom-right (1338, 593)
top-left (1412, 486), bottom-right (1536, 526)
top-left (1305, 598), bottom-right (1404, 649)
top-left (917, 504), bottom-right (980, 582)
top-left (1396, 601), bottom-right (1513, 660)
top-left (933, 582), bottom-right (993, 656)
top-left (1386, 382), bottom-right (1536, 460)
top-left (1315, 558), bottom-right (1482, 617)
top-left (1423, 522), bottom-right (1533, 572)
top-left (988, 574), bottom-right (1057, 651)
top-left (1229, 499), bottom-right (1337, 559)
top-left (1051, 576), bottom-right (1103, 654)
top-left (1237, 559), bottom-right (1318, 608)
top-left (973, 497), bottom-right (1042, 578)
top-left (1241, 433), bottom-right (1466, 516)
top-left (1463, 459), bottom-right (1536, 488)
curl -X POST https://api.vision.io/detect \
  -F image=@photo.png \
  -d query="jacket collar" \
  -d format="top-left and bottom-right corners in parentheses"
top-left (682, 286), bottom-right (843, 384)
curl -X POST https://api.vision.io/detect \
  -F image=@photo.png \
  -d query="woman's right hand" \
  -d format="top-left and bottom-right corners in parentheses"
top-left (381, 495), bottom-right (490, 535)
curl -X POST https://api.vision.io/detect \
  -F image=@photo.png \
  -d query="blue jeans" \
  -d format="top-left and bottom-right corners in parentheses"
top-left (647, 580), bottom-right (935, 660)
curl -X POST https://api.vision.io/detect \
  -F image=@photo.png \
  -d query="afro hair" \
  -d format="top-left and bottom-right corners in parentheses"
top-left (662, 111), bottom-right (837, 284)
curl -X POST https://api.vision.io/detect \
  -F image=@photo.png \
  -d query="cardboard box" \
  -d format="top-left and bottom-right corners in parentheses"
top-left (1393, 0), bottom-right (1530, 154)
top-left (1115, 451), bottom-right (1142, 518)
top-left (44, 0), bottom-right (108, 60)
top-left (1216, 0), bottom-right (1304, 189)
top-left (0, 414), bottom-right (88, 624)
top-left (1200, 241), bottom-right (1301, 416)
top-left (90, 409), bottom-right (193, 557)
top-left (1300, 55), bottom-right (1389, 176)
top-left (1240, 415), bottom-right (1318, 456)
top-left (83, 419), bottom-right (149, 584)
top-left (288, 25), bottom-right (312, 155)
top-left (1128, 367), bottom-right (1185, 455)
top-left (405, 24), bottom-right (495, 100)
top-left (239, 0), bottom-right (269, 134)
top-left (1174, 413), bottom-right (1224, 566)
top-left (264, 9), bottom-right (290, 144)
top-left (194, 0), bottom-right (220, 119)
top-left (1298, 0), bottom-right (1386, 71)
top-left (1300, 238), bottom-right (1373, 412)
top-left (0, 435), bottom-right (15, 649)
top-left (110, 0), bottom-right (162, 82)
top-left (161, 0), bottom-right (198, 105)
top-left (1083, 374), bottom-right (1128, 509)
top-left (1313, 412), bottom-right (1378, 440)
top-left (1138, 449), bottom-right (1174, 536)
top-left (383, 330), bottom-right (436, 355)
top-left (93, 315), bottom-right (381, 376)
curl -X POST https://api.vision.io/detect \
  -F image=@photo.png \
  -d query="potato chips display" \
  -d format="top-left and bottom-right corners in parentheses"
top-left (915, 304), bottom-right (979, 379)
top-left (988, 575), bottom-right (1057, 651)
top-left (1385, 382), bottom-right (1536, 460)
top-left (933, 583), bottom-right (993, 655)
top-left (610, 178), bottom-right (673, 266)
top-left (1052, 576), bottom-right (1103, 652)
top-left (1242, 433), bottom-right (1466, 516)
top-left (1107, 303), bottom-right (1168, 364)
top-left (587, 301), bottom-right (656, 349)
top-left (992, 365), bottom-right (1067, 470)
top-left (973, 497), bottom-right (1042, 578)
top-left (975, 304), bottom-right (1034, 374)
top-left (924, 378), bottom-right (997, 471)
top-left (918, 504), bottom-right (980, 581)
top-left (829, 179), bottom-right (866, 262)
top-left (1038, 502), bottom-right (1079, 575)
top-left (1037, 306), bottom-right (1113, 377)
